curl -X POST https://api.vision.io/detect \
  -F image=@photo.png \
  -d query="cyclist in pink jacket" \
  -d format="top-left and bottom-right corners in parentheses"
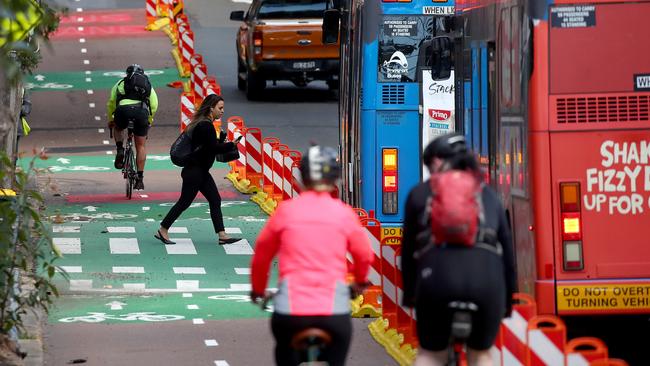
top-left (250, 145), bottom-right (374, 366)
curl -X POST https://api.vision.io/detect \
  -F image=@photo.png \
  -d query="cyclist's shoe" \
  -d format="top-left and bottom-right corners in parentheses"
top-left (134, 178), bottom-right (144, 190)
top-left (114, 147), bottom-right (125, 169)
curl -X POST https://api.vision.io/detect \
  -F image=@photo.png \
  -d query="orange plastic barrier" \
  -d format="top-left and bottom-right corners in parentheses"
top-left (591, 359), bottom-right (629, 366)
top-left (527, 315), bottom-right (567, 366)
top-left (566, 337), bottom-right (608, 364)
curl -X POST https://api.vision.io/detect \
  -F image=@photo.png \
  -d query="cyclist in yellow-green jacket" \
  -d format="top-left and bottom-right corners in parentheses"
top-left (107, 64), bottom-right (159, 190)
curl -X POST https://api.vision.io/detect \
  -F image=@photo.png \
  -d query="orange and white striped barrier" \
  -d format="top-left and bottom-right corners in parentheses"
top-left (180, 28), bottom-right (194, 74)
top-left (291, 160), bottom-right (301, 197)
top-left (203, 76), bottom-right (221, 97)
top-left (527, 316), bottom-right (566, 366)
top-left (245, 127), bottom-right (263, 192)
top-left (272, 144), bottom-right (289, 202)
top-left (193, 63), bottom-right (207, 102)
top-left (262, 137), bottom-right (281, 196)
top-left (180, 91), bottom-right (194, 132)
top-left (495, 293), bottom-right (537, 366)
top-left (394, 246), bottom-right (417, 347)
top-left (282, 151), bottom-right (301, 200)
top-left (146, 0), bottom-right (157, 21)
top-left (234, 126), bottom-right (247, 177)
top-left (566, 338), bottom-right (608, 366)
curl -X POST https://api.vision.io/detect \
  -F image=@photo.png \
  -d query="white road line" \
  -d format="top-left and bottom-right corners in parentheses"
top-left (98, 128), bottom-right (104, 133)
top-left (86, 78), bottom-right (93, 82)
top-left (77, 17), bottom-right (84, 22)
top-left (85, 70), bottom-right (91, 74)
top-left (53, 238), bottom-right (81, 254)
top-left (142, 207), bottom-right (150, 211)
top-left (69, 279), bottom-right (92, 290)
top-left (107, 226), bottom-right (136, 233)
top-left (83, 60), bottom-right (90, 65)
top-left (123, 283), bottom-right (146, 291)
top-left (112, 266), bottom-right (145, 274)
top-left (95, 116), bottom-right (101, 121)
top-left (234, 268), bottom-right (250, 275)
top-left (76, 7), bottom-right (83, 12)
top-left (77, 26), bottom-right (84, 31)
top-left (222, 239), bottom-right (253, 255)
top-left (165, 238), bottom-right (196, 255)
top-left (225, 227), bottom-right (242, 234)
top-left (89, 103), bottom-right (95, 108)
top-left (57, 266), bottom-right (82, 273)
top-left (106, 151), bottom-right (113, 155)
top-left (81, 48), bottom-right (87, 53)
top-left (139, 194), bottom-right (149, 198)
top-left (231, 0), bottom-right (252, 3)
top-left (87, 90), bottom-right (93, 94)
top-left (204, 340), bottom-right (218, 347)
top-left (173, 267), bottom-right (206, 274)
top-left (52, 225), bottom-right (81, 233)
top-left (79, 38), bottom-right (86, 43)
top-left (229, 284), bottom-right (251, 291)
top-left (182, 293), bottom-right (193, 298)
top-left (109, 238), bottom-right (140, 254)
top-left (177, 280), bottom-right (200, 291)
top-left (193, 318), bottom-right (204, 325)
top-left (187, 304), bottom-right (199, 310)
top-left (168, 227), bottom-right (188, 234)
top-left (103, 140), bottom-right (109, 145)
top-left (146, 218), bottom-right (155, 222)
top-left (214, 361), bottom-right (230, 366)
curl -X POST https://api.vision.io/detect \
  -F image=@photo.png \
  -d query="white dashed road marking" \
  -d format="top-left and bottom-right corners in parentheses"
top-left (54, 238), bottom-right (82, 254)
top-left (107, 226), bottom-right (136, 233)
top-left (193, 319), bottom-right (204, 325)
top-left (112, 266), bottom-right (145, 274)
top-left (173, 267), bottom-right (206, 274)
top-left (69, 280), bottom-right (92, 290)
top-left (176, 281), bottom-right (200, 291)
top-left (53, 225), bottom-right (81, 233)
top-left (214, 361), bottom-right (230, 366)
top-left (89, 103), bottom-right (95, 108)
top-left (109, 238), bottom-right (140, 254)
top-left (234, 268), bottom-right (250, 275)
top-left (57, 266), bottom-right (83, 273)
top-left (182, 293), bottom-right (193, 298)
top-left (187, 304), bottom-right (199, 310)
top-left (123, 283), bottom-right (146, 291)
top-left (222, 239), bottom-right (253, 255)
top-left (168, 227), bottom-right (188, 234)
top-left (229, 284), bottom-right (251, 291)
top-left (79, 38), bottom-right (86, 43)
top-left (204, 340), bottom-right (218, 347)
top-left (225, 227), bottom-right (242, 234)
top-left (165, 238), bottom-right (197, 255)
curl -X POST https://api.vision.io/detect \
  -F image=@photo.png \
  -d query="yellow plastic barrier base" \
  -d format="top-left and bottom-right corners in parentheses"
top-left (171, 48), bottom-right (190, 78)
top-left (183, 80), bottom-right (191, 93)
top-left (251, 191), bottom-right (268, 205)
top-left (145, 17), bottom-right (170, 31)
top-left (368, 318), bottom-right (416, 366)
top-left (162, 25), bottom-right (178, 45)
top-left (260, 198), bottom-right (278, 215)
top-left (351, 294), bottom-right (381, 318)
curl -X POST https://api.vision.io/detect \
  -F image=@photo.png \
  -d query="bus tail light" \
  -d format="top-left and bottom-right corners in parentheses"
top-left (253, 30), bottom-right (263, 62)
top-left (560, 182), bottom-right (583, 271)
top-left (382, 148), bottom-right (398, 214)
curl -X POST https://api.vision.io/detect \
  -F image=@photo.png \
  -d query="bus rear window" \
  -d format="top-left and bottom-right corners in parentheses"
top-left (550, 3), bottom-right (650, 94)
top-left (378, 16), bottom-right (434, 83)
top-left (258, 0), bottom-right (327, 20)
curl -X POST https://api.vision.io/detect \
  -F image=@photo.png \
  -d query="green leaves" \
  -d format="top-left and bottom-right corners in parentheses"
top-left (0, 152), bottom-right (59, 335)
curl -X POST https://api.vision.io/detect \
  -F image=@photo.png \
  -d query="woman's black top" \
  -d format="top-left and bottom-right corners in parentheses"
top-left (187, 120), bottom-right (233, 171)
top-left (400, 180), bottom-right (517, 312)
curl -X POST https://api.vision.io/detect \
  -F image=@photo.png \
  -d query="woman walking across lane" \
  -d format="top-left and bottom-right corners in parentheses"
top-left (155, 94), bottom-right (241, 245)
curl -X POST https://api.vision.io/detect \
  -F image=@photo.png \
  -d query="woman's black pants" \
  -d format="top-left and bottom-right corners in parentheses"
top-left (271, 313), bottom-right (352, 366)
top-left (161, 166), bottom-right (225, 233)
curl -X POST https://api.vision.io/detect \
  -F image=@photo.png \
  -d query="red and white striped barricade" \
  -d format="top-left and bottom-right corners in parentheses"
top-left (566, 338), bottom-right (608, 366)
top-left (282, 151), bottom-right (301, 200)
top-left (591, 359), bottom-right (629, 366)
top-left (190, 54), bottom-right (203, 98)
top-left (176, 21), bottom-right (187, 55)
top-left (527, 316), bottom-right (566, 366)
top-left (355, 218), bottom-right (383, 314)
top-left (262, 137), bottom-right (281, 196)
top-left (180, 28), bottom-right (194, 75)
top-left (180, 92), bottom-right (194, 132)
top-left (146, 0), bottom-right (157, 22)
top-left (176, 13), bottom-right (189, 28)
top-left (291, 160), bottom-right (302, 197)
top-left (380, 238), bottom-right (399, 329)
top-left (227, 116), bottom-right (245, 174)
top-left (234, 126), bottom-right (247, 180)
top-left (496, 293), bottom-right (537, 366)
top-left (245, 127), bottom-right (263, 191)
top-left (203, 76), bottom-right (221, 97)
top-left (394, 246), bottom-right (417, 347)
top-left (271, 144), bottom-right (289, 202)
top-left (193, 63), bottom-right (208, 103)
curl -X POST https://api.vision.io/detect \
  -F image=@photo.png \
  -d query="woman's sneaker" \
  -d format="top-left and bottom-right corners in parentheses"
top-left (114, 147), bottom-right (125, 169)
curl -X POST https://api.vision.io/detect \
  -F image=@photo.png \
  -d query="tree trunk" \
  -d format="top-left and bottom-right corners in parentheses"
top-left (0, 72), bottom-right (22, 186)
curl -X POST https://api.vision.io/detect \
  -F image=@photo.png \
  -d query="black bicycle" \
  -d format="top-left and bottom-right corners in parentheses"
top-left (446, 301), bottom-right (478, 366)
top-left (121, 120), bottom-right (137, 199)
top-left (258, 291), bottom-right (333, 365)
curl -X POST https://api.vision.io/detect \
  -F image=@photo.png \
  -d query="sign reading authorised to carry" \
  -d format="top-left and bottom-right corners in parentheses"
top-left (557, 284), bottom-right (650, 312)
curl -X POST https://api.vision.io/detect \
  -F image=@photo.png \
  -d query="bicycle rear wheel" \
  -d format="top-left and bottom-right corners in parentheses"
top-left (124, 146), bottom-right (135, 199)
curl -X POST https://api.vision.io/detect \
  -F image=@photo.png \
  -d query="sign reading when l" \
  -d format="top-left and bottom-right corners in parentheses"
top-left (634, 74), bottom-right (650, 91)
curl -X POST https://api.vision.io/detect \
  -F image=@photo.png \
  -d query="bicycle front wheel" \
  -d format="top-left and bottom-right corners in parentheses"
top-left (125, 148), bottom-right (135, 199)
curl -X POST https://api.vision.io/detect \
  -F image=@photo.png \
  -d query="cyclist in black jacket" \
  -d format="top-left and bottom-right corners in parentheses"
top-left (401, 133), bottom-right (517, 366)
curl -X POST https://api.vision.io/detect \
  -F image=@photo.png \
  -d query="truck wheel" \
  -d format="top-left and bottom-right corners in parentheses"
top-left (246, 68), bottom-right (265, 100)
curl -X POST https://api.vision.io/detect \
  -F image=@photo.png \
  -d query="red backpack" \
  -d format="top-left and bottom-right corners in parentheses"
top-left (429, 170), bottom-right (482, 246)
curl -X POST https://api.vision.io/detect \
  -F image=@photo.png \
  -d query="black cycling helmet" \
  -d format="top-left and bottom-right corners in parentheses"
top-left (299, 145), bottom-right (340, 187)
top-left (423, 132), bottom-right (467, 167)
top-left (126, 64), bottom-right (144, 75)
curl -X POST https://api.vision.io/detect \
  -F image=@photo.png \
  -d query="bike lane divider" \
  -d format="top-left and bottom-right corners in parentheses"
top-left (25, 67), bottom-right (180, 92)
top-left (19, 154), bottom-right (216, 173)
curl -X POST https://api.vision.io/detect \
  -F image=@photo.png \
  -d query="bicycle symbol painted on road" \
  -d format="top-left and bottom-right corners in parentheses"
top-left (58, 312), bottom-right (185, 323)
top-left (208, 294), bottom-right (273, 312)
top-left (48, 213), bottom-right (138, 222)
top-left (25, 82), bottom-right (74, 90)
top-left (47, 165), bottom-right (111, 172)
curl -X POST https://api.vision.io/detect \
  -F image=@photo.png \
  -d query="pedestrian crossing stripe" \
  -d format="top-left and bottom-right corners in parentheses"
top-left (53, 225), bottom-right (81, 233)
top-left (107, 226), bottom-right (135, 233)
top-left (57, 266), bottom-right (83, 273)
top-left (177, 280), bottom-right (200, 291)
top-left (165, 238), bottom-right (197, 255)
top-left (173, 267), bottom-right (206, 274)
top-left (54, 238), bottom-right (82, 254)
top-left (109, 238), bottom-right (140, 254)
top-left (234, 268), bottom-right (250, 275)
top-left (222, 239), bottom-right (253, 255)
top-left (112, 266), bottom-right (145, 273)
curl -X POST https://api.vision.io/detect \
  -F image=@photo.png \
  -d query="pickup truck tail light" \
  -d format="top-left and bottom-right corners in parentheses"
top-left (253, 30), bottom-right (263, 62)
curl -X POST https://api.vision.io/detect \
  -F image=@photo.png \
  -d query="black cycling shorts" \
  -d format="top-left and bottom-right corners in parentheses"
top-left (414, 246), bottom-right (506, 351)
top-left (114, 104), bottom-right (150, 137)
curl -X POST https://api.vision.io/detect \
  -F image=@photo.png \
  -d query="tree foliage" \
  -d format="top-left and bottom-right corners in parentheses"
top-left (0, 152), bottom-right (61, 334)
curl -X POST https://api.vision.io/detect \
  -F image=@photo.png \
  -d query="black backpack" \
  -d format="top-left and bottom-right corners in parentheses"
top-left (170, 126), bottom-right (201, 167)
top-left (120, 70), bottom-right (151, 103)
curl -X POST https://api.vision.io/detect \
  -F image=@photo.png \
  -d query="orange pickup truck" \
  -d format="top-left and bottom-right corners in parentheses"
top-left (229, 0), bottom-right (340, 100)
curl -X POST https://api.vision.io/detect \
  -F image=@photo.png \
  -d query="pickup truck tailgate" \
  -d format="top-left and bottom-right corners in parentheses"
top-left (258, 19), bottom-right (338, 59)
